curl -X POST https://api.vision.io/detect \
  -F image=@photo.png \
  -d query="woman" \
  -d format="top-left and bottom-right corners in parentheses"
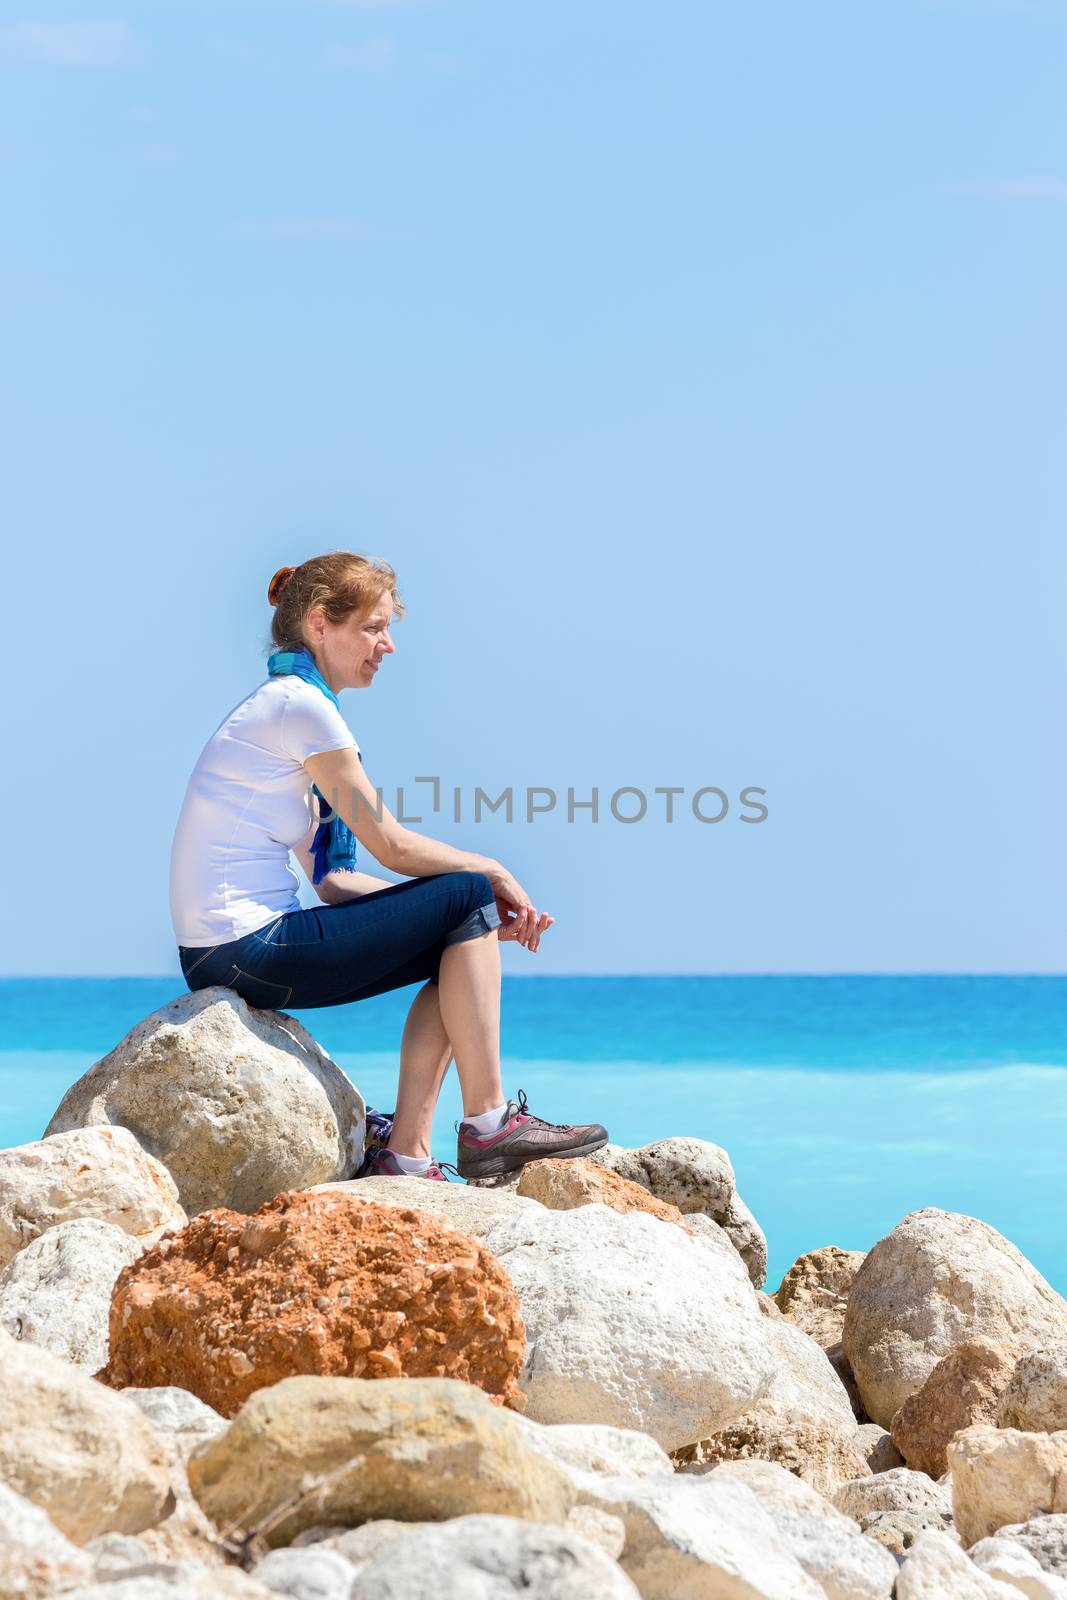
top-left (170, 551), bottom-right (608, 1183)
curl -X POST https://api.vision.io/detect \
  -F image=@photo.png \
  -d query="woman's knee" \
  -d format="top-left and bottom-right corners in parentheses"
top-left (441, 871), bottom-right (501, 946)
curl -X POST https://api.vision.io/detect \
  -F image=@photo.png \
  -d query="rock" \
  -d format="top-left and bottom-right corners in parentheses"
top-left (775, 1246), bottom-right (867, 1348)
top-left (999, 1348), bottom-right (1067, 1433)
top-left (0, 1327), bottom-right (173, 1543)
top-left (590, 1473), bottom-right (826, 1599)
top-left (514, 1418), bottom-right (674, 1482)
top-left (833, 1469), bottom-right (955, 1554)
top-left (949, 1425), bottom-right (1067, 1548)
top-left (55, 1564), bottom-right (275, 1598)
top-left (991, 1517), bottom-right (1067, 1580)
top-left (484, 1202), bottom-right (775, 1451)
top-left (842, 1210), bottom-right (1067, 1428)
top-left (121, 1388), bottom-right (228, 1459)
top-left (321, 1516), bottom-right (642, 1599)
top-left (45, 989), bottom-right (365, 1218)
top-left (891, 1340), bottom-right (1018, 1478)
top-left (896, 1530), bottom-right (1020, 1598)
top-left (969, 1536), bottom-right (1067, 1599)
top-left (186, 1376), bottom-right (574, 1548)
top-left (0, 1216), bottom-right (141, 1370)
top-left (0, 1126), bottom-right (185, 1270)
top-left (565, 1503), bottom-right (627, 1558)
top-left (313, 1173), bottom-right (540, 1238)
top-left (86, 1532), bottom-right (156, 1580)
top-left (515, 1158), bottom-right (686, 1225)
top-left (101, 1191), bottom-right (525, 1417)
top-left (0, 1482), bottom-right (93, 1598)
top-left (711, 1460), bottom-right (899, 1599)
top-left (854, 1424), bottom-right (904, 1474)
top-left (674, 1314), bottom-right (868, 1497)
top-left (588, 1137), bottom-right (768, 1286)
top-left (826, 1341), bottom-right (870, 1422)
top-left (252, 1546), bottom-right (359, 1600)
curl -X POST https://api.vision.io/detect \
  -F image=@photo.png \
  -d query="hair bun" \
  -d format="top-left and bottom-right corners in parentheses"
top-left (267, 565), bottom-right (297, 606)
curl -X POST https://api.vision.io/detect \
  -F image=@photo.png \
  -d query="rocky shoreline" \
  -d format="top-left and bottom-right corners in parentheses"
top-left (1, 986), bottom-right (1066, 1598)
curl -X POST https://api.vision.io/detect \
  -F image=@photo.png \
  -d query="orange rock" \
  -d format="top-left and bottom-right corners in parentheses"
top-left (516, 1158), bottom-right (685, 1225)
top-left (100, 1192), bottom-right (525, 1418)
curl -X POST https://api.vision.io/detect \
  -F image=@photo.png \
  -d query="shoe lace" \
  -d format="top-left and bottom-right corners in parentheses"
top-left (515, 1088), bottom-right (575, 1133)
top-left (432, 1160), bottom-right (462, 1180)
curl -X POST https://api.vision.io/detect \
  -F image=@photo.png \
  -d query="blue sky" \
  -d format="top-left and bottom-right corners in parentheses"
top-left (1, 0), bottom-right (1064, 976)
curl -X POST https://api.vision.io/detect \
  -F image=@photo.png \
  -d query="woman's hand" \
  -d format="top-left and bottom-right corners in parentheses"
top-left (490, 867), bottom-right (554, 953)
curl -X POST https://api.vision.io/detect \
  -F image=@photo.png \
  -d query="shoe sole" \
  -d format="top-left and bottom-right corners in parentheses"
top-left (457, 1133), bottom-right (608, 1182)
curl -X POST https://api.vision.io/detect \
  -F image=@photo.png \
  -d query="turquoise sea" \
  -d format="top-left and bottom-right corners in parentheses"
top-left (2, 976), bottom-right (1065, 1294)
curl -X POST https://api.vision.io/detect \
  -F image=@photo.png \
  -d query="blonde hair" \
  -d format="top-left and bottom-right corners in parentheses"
top-left (266, 551), bottom-right (404, 652)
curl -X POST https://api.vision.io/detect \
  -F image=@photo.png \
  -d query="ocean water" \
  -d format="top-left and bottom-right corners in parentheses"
top-left (2, 975), bottom-right (1065, 1293)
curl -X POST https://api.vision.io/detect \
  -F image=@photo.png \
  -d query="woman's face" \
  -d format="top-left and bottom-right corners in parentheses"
top-left (306, 591), bottom-right (396, 692)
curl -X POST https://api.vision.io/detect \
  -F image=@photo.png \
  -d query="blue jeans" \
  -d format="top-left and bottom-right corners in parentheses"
top-left (178, 871), bottom-right (501, 1012)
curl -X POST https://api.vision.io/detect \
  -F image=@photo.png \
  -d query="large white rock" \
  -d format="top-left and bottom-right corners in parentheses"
top-left (485, 1202), bottom-right (776, 1451)
top-left (0, 1481), bottom-right (93, 1598)
top-left (0, 1217), bottom-right (141, 1370)
top-left (0, 1327), bottom-right (173, 1544)
top-left (121, 1387), bottom-right (228, 1460)
top-left (57, 1562), bottom-right (275, 1598)
top-left (45, 988), bottom-right (366, 1217)
top-left (712, 1460), bottom-right (898, 1600)
top-left (949, 1425), bottom-right (1067, 1548)
top-left (0, 1126), bottom-right (185, 1269)
top-left (999, 1348), bottom-right (1067, 1433)
top-left (313, 1172), bottom-right (541, 1238)
top-left (896, 1531), bottom-right (1021, 1598)
top-left (589, 1137), bottom-right (768, 1286)
top-left (252, 1545), bottom-right (359, 1600)
top-left (842, 1210), bottom-right (1067, 1427)
top-left (514, 1418), bottom-right (675, 1482)
top-left (991, 1517), bottom-right (1067, 1581)
top-left (969, 1536), bottom-right (1067, 1599)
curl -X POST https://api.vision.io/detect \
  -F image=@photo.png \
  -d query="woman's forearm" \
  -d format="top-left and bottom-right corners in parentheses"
top-left (387, 827), bottom-right (500, 884)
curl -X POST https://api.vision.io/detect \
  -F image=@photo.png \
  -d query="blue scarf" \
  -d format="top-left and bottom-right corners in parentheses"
top-left (267, 647), bottom-right (358, 886)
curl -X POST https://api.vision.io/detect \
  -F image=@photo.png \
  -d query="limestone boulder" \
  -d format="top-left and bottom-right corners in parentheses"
top-left (833, 1468), bottom-right (955, 1554)
top-left (251, 1546), bottom-right (359, 1600)
top-left (589, 1137), bottom-right (768, 1286)
top-left (484, 1201), bottom-right (775, 1451)
top-left (891, 1340), bottom-right (1018, 1478)
top-left (999, 1348), bottom-right (1067, 1433)
top-left (896, 1531), bottom-right (1020, 1598)
top-left (56, 1564), bottom-right (275, 1598)
top-left (0, 1126), bottom-right (185, 1269)
top-left (711, 1460), bottom-right (898, 1600)
top-left (186, 1376), bottom-right (574, 1547)
top-left (842, 1210), bottom-right (1067, 1427)
top-left (121, 1388), bottom-right (228, 1460)
top-left (0, 1216), bottom-right (141, 1370)
top-left (0, 1328), bottom-right (173, 1543)
top-left (969, 1536), bottom-right (1067, 1599)
top-left (775, 1246), bottom-right (867, 1348)
top-left (101, 1191), bottom-right (525, 1417)
top-left (514, 1417), bottom-right (674, 1483)
top-left (312, 1173), bottom-right (540, 1239)
top-left (989, 1516), bottom-right (1067, 1581)
top-left (854, 1424), bottom-right (904, 1474)
top-left (45, 988), bottom-right (364, 1217)
top-left (515, 1158), bottom-right (686, 1225)
top-left (949, 1425), bottom-right (1067, 1548)
top-left (0, 1482), bottom-right (93, 1598)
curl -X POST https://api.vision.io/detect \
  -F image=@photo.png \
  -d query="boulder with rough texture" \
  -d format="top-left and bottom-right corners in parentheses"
top-left (896, 1531), bottom-right (1020, 1598)
top-left (589, 1137), bottom-right (768, 1286)
top-left (0, 1328), bottom-right (173, 1543)
top-left (949, 1425), bottom-right (1067, 1548)
top-left (891, 1340), bottom-right (1018, 1479)
top-left (854, 1424), bottom-right (904, 1474)
top-left (251, 1545), bottom-right (359, 1600)
top-left (101, 1191), bottom-right (525, 1417)
top-left (186, 1376), bottom-right (574, 1547)
top-left (0, 1126), bottom-right (185, 1269)
top-left (312, 1173), bottom-right (540, 1238)
top-left (0, 1482), bottom-right (94, 1598)
top-left (711, 1460), bottom-right (898, 1600)
top-left (46, 989), bottom-right (365, 1217)
top-left (842, 1210), bottom-right (1067, 1428)
top-left (121, 1388), bottom-right (228, 1459)
top-left (999, 1348), bottom-right (1067, 1433)
top-left (56, 1564), bottom-right (275, 1598)
top-left (969, 1536), bottom-right (1067, 1599)
top-left (514, 1418), bottom-right (674, 1483)
top-left (290, 1516), bottom-right (643, 1600)
top-left (484, 1202), bottom-right (775, 1451)
top-left (516, 1158), bottom-right (686, 1225)
top-left (0, 1216), bottom-right (141, 1370)
top-left (775, 1247), bottom-right (867, 1348)
top-left (990, 1516), bottom-right (1067, 1581)
top-left (833, 1468), bottom-right (955, 1554)
top-left (674, 1314), bottom-right (868, 1497)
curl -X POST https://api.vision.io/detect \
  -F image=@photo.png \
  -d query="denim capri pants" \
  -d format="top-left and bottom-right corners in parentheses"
top-left (178, 870), bottom-right (501, 1012)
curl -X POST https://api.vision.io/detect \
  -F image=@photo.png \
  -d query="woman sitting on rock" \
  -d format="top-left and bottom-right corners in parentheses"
top-left (171, 551), bottom-right (607, 1183)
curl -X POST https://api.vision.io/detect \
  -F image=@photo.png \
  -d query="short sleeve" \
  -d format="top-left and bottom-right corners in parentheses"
top-left (278, 682), bottom-right (359, 764)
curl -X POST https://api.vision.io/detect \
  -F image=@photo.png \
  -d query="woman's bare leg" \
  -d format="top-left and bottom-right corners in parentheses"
top-left (437, 930), bottom-right (505, 1116)
top-left (388, 981), bottom-right (454, 1158)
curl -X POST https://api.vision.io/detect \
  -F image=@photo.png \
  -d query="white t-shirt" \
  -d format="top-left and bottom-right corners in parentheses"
top-left (170, 675), bottom-right (359, 948)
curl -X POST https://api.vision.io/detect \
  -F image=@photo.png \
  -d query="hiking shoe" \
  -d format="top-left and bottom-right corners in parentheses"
top-left (456, 1090), bottom-right (608, 1181)
top-left (357, 1145), bottom-right (451, 1182)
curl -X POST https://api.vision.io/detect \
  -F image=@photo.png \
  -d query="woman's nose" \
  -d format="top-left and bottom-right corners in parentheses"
top-left (380, 631), bottom-right (396, 654)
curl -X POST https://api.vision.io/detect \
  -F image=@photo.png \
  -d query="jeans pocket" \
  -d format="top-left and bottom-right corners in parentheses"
top-left (226, 964), bottom-right (294, 1013)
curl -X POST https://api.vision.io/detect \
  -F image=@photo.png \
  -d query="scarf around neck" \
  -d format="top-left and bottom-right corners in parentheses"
top-left (267, 646), bottom-right (358, 886)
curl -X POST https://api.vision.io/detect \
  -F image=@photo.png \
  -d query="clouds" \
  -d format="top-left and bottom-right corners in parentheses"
top-left (0, 17), bottom-right (137, 68)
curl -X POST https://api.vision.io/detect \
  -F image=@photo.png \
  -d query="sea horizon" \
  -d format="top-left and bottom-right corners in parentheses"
top-left (3, 974), bottom-right (1065, 1295)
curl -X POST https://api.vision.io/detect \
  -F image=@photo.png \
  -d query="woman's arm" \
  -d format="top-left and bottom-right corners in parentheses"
top-left (303, 745), bottom-right (552, 948)
top-left (292, 821), bottom-right (396, 904)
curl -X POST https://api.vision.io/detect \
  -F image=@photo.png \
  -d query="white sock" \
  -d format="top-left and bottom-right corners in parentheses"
top-left (390, 1151), bottom-right (432, 1175)
top-left (465, 1102), bottom-right (508, 1135)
